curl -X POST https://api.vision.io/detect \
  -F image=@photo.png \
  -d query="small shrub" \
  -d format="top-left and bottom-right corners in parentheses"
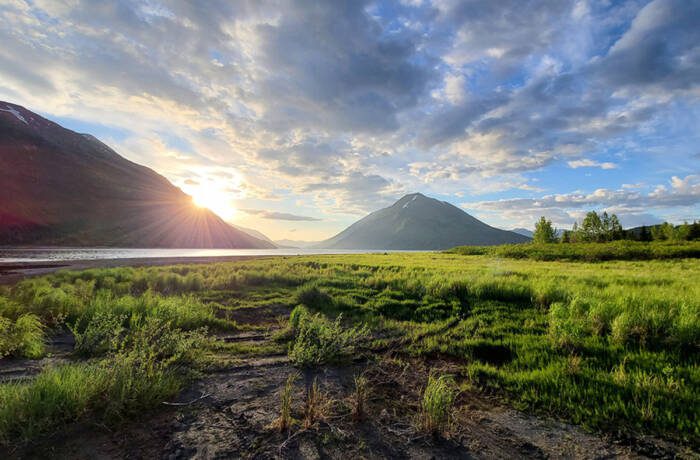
top-left (288, 313), bottom-right (367, 368)
top-left (420, 374), bottom-right (457, 435)
top-left (70, 311), bottom-right (125, 358)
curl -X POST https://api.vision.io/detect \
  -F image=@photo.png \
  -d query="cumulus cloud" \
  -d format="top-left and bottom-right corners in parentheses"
top-left (0, 0), bottom-right (698, 234)
top-left (567, 159), bottom-right (618, 169)
top-left (464, 175), bottom-right (700, 228)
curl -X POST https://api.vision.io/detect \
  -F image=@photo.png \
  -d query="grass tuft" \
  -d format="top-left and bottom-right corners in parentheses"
top-left (419, 374), bottom-right (457, 435)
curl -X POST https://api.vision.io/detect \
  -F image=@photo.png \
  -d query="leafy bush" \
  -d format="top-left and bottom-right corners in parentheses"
top-left (288, 313), bottom-right (367, 368)
top-left (70, 311), bottom-right (125, 357)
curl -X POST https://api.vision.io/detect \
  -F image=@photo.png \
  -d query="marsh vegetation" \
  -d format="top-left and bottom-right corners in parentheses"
top-left (0, 243), bottom-right (698, 456)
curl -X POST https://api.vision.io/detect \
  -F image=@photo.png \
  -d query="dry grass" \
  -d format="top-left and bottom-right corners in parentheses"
top-left (351, 373), bottom-right (369, 421)
top-left (272, 372), bottom-right (298, 432)
top-left (303, 378), bottom-right (330, 429)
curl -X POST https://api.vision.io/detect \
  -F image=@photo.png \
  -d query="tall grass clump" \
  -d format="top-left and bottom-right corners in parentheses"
top-left (419, 374), bottom-right (457, 435)
top-left (289, 305), bottom-right (310, 331)
top-left (303, 378), bottom-right (329, 429)
top-left (352, 374), bottom-right (369, 421)
top-left (272, 372), bottom-right (298, 432)
top-left (0, 318), bottom-right (206, 444)
top-left (296, 284), bottom-right (333, 310)
top-left (0, 314), bottom-right (45, 359)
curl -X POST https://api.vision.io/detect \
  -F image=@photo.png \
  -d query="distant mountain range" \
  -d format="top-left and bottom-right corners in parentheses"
top-left (510, 227), bottom-right (534, 238)
top-left (273, 239), bottom-right (319, 249)
top-left (316, 193), bottom-right (529, 249)
top-left (0, 101), bottom-right (274, 248)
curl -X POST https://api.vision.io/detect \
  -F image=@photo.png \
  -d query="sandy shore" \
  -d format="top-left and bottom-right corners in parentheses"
top-left (0, 255), bottom-right (267, 285)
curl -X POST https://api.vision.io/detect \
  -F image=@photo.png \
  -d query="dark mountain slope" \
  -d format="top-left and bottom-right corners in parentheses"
top-left (317, 193), bottom-right (530, 250)
top-left (0, 101), bottom-right (273, 248)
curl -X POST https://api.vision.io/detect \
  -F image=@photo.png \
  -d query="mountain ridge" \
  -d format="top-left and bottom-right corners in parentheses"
top-left (0, 101), bottom-right (274, 248)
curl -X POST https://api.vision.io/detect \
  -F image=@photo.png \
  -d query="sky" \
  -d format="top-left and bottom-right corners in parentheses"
top-left (0, 0), bottom-right (699, 241)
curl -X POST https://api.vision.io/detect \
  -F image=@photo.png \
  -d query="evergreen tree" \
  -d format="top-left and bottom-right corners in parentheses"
top-left (560, 230), bottom-right (571, 243)
top-left (688, 221), bottom-right (700, 240)
top-left (639, 225), bottom-right (652, 242)
top-left (675, 222), bottom-right (691, 241)
top-left (651, 224), bottom-right (666, 241)
top-left (662, 222), bottom-right (676, 241)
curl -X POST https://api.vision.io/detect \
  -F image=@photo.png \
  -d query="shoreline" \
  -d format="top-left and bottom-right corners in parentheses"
top-left (0, 255), bottom-right (267, 285)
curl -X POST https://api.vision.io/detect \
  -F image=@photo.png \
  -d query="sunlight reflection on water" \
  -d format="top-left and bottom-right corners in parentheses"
top-left (0, 248), bottom-right (420, 263)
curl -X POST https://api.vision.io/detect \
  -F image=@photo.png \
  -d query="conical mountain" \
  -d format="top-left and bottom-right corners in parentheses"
top-left (0, 101), bottom-right (273, 248)
top-left (317, 193), bottom-right (529, 249)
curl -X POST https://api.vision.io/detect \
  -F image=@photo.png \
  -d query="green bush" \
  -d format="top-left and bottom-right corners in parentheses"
top-left (288, 313), bottom-right (367, 368)
top-left (70, 311), bottom-right (125, 357)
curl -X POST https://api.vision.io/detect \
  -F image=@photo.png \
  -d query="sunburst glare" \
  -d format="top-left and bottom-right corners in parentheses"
top-left (190, 184), bottom-right (236, 221)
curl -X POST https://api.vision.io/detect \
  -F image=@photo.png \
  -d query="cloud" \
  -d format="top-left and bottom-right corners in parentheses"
top-left (567, 159), bottom-right (618, 169)
top-left (463, 175), bottom-right (700, 227)
top-left (240, 209), bottom-right (321, 221)
top-left (0, 0), bottom-right (698, 234)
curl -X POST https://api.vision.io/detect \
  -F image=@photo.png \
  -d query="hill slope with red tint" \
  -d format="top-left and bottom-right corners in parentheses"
top-left (0, 102), bottom-right (273, 248)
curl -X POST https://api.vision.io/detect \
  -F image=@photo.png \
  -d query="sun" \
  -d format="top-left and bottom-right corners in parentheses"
top-left (191, 186), bottom-right (236, 221)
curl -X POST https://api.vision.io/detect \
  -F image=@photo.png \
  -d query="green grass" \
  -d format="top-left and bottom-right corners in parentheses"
top-left (0, 245), bottom-right (698, 446)
top-left (0, 318), bottom-right (205, 443)
top-left (448, 240), bottom-right (700, 261)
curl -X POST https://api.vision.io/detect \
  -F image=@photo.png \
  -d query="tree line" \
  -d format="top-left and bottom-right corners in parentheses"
top-left (533, 212), bottom-right (700, 244)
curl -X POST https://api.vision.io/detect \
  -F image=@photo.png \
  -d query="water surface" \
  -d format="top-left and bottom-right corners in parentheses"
top-left (0, 247), bottom-right (408, 263)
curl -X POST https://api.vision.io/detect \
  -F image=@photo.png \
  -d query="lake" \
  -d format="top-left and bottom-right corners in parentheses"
top-left (0, 247), bottom-right (409, 263)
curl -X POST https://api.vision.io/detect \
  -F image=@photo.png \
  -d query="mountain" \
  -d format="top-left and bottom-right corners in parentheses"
top-left (274, 239), bottom-right (319, 249)
top-left (231, 224), bottom-right (277, 246)
top-left (0, 101), bottom-right (274, 248)
top-left (511, 227), bottom-right (534, 238)
top-left (317, 193), bottom-right (530, 250)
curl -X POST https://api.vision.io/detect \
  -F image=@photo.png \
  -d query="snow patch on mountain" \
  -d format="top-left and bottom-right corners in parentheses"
top-left (0, 104), bottom-right (28, 124)
top-left (402, 194), bottom-right (418, 209)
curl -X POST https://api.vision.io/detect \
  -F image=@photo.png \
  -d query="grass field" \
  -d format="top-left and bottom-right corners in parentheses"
top-left (0, 243), bottom-right (698, 449)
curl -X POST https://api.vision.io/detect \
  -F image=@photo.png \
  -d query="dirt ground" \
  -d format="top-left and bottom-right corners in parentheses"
top-left (1, 294), bottom-right (694, 459)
